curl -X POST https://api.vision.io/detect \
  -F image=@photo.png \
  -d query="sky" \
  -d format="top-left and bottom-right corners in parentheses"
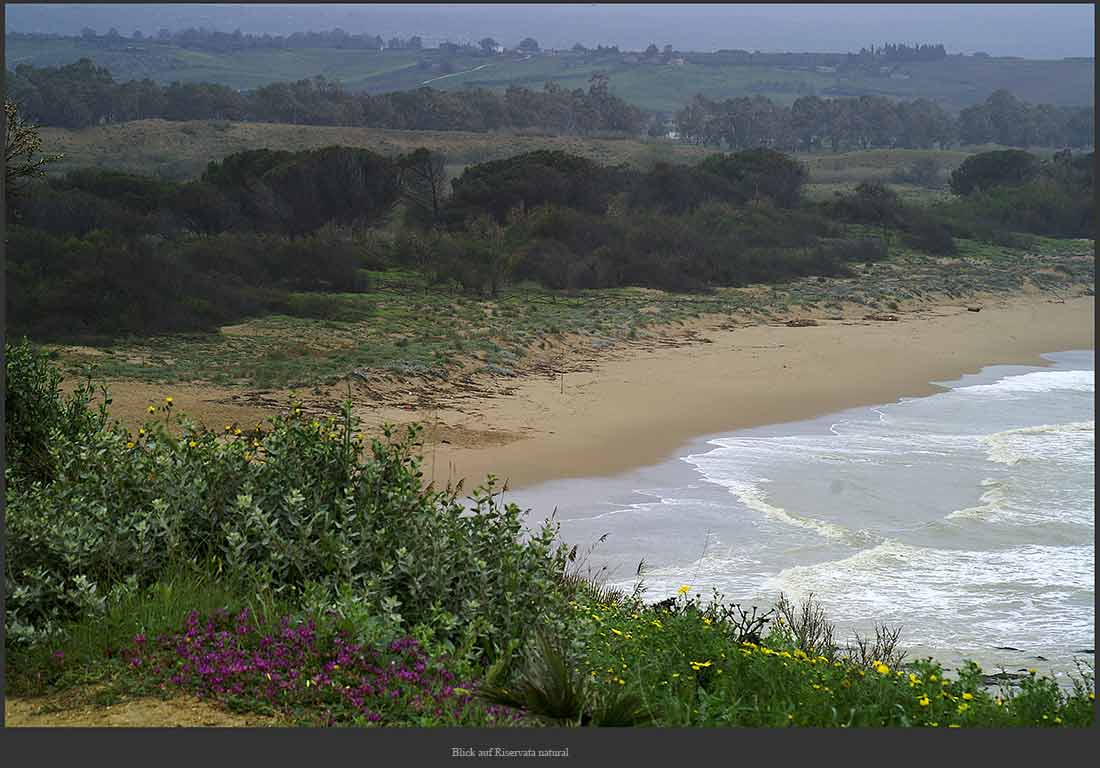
top-left (5, 4), bottom-right (1095, 59)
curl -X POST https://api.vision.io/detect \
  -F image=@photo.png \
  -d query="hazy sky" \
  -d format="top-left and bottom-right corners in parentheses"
top-left (5, 4), bottom-right (1095, 59)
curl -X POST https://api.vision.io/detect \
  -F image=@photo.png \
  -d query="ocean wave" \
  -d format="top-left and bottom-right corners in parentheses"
top-left (763, 541), bottom-right (1095, 648)
top-left (954, 369), bottom-right (1095, 397)
top-left (983, 421), bottom-right (1095, 466)
top-left (690, 474), bottom-right (881, 547)
top-left (945, 476), bottom-right (1094, 529)
top-left (946, 478), bottom-right (1010, 522)
top-left (608, 544), bottom-right (770, 600)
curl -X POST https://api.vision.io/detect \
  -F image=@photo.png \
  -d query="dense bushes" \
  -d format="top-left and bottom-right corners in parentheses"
top-left (4, 340), bottom-right (110, 485)
top-left (696, 149), bottom-right (809, 209)
top-left (8, 142), bottom-right (1018, 340)
top-left (421, 199), bottom-right (866, 294)
top-left (9, 148), bottom-right (401, 238)
top-left (444, 149), bottom-right (810, 227)
top-left (941, 149), bottom-right (1094, 239)
top-left (5, 226), bottom-right (374, 341)
top-left (445, 151), bottom-right (627, 226)
top-left (949, 149), bottom-right (1041, 196)
top-left (4, 344), bottom-right (570, 658)
top-left (824, 182), bottom-right (956, 255)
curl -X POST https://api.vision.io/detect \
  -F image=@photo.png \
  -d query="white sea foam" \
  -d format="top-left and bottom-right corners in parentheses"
top-left (954, 369), bottom-right (1094, 396)
top-left (764, 541), bottom-right (1095, 648)
top-left (718, 478), bottom-right (881, 546)
top-left (983, 421), bottom-right (1095, 466)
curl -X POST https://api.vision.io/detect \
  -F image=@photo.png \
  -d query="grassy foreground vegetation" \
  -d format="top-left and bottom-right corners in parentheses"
top-left (6, 342), bottom-right (1094, 727)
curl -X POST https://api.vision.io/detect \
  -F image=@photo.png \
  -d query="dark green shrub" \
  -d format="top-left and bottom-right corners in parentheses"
top-left (3, 339), bottom-right (110, 485)
top-left (949, 150), bottom-right (1041, 196)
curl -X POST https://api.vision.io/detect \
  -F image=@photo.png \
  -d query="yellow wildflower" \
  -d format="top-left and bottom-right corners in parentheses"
top-left (164, 396), bottom-right (173, 404)
top-left (918, 695), bottom-right (930, 707)
top-left (188, 440), bottom-right (198, 448)
top-left (677, 585), bottom-right (691, 595)
top-left (147, 405), bottom-right (157, 414)
top-left (873, 661), bottom-right (890, 675)
top-left (126, 441), bottom-right (135, 449)
top-left (610, 628), bottom-right (623, 637)
top-left (651, 619), bottom-right (663, 629)
top-left (962, 692), bottom-right (973, 701)
top-left (957, 703), bottom-right (970, 714)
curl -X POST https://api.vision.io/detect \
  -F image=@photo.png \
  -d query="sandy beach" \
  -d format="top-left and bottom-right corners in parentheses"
top-left (422, 293), bottom-right (1095, 490)
top-left (84, 291), bottom-right (1094, 494)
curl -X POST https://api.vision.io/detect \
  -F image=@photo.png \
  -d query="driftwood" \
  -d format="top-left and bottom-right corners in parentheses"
top-left (862, 313), bottom-right (898, 321)
top-left (967, 306), bottom-right (983, 312)
top-left (785, 318), bottom-right (819, 327)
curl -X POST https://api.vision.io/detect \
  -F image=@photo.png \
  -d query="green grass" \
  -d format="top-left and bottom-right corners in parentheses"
top-left (544, 589), bottom-right (1095, 727)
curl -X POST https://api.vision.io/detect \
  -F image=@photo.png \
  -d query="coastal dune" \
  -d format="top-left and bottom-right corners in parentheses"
top-left (423, 294), bottom-right (1094, 491)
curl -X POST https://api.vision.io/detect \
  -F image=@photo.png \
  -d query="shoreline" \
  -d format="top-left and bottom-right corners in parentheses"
top-left (70, 292), bottom-right (1094, 494)
top-left (421, 293), bottom-right (1094, 491)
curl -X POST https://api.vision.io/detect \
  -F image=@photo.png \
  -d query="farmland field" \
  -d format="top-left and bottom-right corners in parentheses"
top-left (7, 37), bottom-right (1094, 112)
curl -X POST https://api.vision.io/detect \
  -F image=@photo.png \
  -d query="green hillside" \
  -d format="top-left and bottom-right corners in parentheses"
top-left (6, 37), bottom-right (1093, 112)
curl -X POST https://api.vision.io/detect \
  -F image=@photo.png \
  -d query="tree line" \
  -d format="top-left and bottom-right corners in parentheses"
top-left (8, 60), bottom-right (1091, 150)
top-left (7, 92), bottom-right (1091, 344)
top-left (675, 90), bottom-right (1093, 151)
top-left (6, 60), bottom-right (644, 134)
top-left (6, 139), bottom-right (887, 339)
top-left (9, 28), bottom-right (415, 52)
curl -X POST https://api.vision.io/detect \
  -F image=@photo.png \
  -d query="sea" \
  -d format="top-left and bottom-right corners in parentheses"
top-left (513, 350), bottom-right (1095, 681)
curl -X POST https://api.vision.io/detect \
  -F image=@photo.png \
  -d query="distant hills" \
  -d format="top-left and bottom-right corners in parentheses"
top-left (6, 33), bottom-right (1094, 113)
